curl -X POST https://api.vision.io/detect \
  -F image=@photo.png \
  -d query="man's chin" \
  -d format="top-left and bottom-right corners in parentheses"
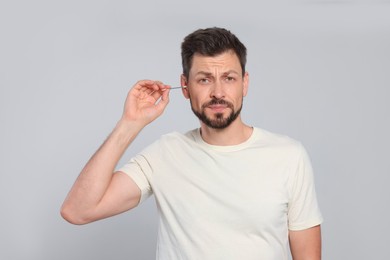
top-left (192, 105), bottom-right (241, 129)
top-left (202, 115), bottom-right (234, 129)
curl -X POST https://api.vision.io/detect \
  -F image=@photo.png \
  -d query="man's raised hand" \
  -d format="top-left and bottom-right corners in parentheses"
top-left (121, 80), bottom-right (171, 126)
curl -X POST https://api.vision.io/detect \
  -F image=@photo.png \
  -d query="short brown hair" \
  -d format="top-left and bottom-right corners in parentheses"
top-left (181, 27), bottom-right (247, 79)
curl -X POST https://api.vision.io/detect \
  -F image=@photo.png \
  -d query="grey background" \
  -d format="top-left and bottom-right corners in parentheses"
top-left (1, 0), bottom-right (389, 259)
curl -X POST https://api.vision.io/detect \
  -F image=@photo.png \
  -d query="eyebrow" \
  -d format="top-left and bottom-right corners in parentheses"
top-left (194, 70), bottom-right (240, 77)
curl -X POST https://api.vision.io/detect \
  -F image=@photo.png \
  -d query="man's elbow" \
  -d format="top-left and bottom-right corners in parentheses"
top-left (60, 204), bottom-right (92, 225)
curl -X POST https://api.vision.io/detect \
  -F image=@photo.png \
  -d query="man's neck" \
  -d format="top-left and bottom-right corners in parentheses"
top-left (199, 118), bottom-right (253, 146)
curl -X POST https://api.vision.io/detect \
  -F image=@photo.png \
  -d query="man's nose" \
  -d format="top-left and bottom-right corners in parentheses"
top-left (210, 80), bottom-right (225, 99)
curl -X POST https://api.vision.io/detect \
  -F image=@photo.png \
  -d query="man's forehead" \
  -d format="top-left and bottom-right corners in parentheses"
top-left (190, 51), bottom-right (241, 74)
top-left (192, 50), bottom-right (238, 62)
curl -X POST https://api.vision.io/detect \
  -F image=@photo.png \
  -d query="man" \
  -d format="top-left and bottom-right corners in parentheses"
top-left (61, 27), bottom-right (323, 259)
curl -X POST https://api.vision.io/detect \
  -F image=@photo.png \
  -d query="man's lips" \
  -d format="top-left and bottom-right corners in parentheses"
top-left (207, 104), bottom-right (228, 112)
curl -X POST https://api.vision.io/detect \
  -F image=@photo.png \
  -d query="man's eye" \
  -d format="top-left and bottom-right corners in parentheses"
top-left (226, 76), bottom-right (235, 82)
top-left (199, 78), bottom-right (210, 84)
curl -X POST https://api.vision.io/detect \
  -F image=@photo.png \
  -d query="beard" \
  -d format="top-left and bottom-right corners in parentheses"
top-left (191, 98), bottom-right (243, 129)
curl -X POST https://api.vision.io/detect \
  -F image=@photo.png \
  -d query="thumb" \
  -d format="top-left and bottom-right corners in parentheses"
top-left (155, 88), bottom-right (170, 112)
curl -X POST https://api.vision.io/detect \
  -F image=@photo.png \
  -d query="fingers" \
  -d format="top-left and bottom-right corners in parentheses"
top-left (133, 80), bottom-right (171, 105)
top-left (121, 80), bottom-right (172, 125)
top-left (158, 85), bottom-right (170, 106)
top-left (134, 80), bottom-right (170, 93)
top-left (151, 80), bottom-right (170, 111)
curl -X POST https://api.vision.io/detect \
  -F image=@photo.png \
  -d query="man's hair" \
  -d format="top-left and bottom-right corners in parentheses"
top-left (181, 27), bottom-right (247, 79)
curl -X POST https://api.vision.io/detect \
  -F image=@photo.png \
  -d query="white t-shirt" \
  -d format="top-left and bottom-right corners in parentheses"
top-left (119, 127), bottom-right (323, 260)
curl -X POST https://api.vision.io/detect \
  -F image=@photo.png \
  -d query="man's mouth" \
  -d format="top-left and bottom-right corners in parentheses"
top-left (203, 99), bottom-right (233, 111)
top-left (207, 104), bottom-right (228, 112)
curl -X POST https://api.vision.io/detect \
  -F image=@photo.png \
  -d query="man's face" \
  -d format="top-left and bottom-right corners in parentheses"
top-left (181, 50), bottom-right (249, 129)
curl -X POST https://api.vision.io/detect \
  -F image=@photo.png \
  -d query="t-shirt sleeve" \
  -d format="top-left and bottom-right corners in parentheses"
top-left (117, 154), bottom-right (154, 204)
top-left (287, 144), bottom-right (323, 230)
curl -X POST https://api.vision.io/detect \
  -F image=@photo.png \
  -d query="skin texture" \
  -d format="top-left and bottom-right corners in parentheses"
top-left (61, 51), bottom-right (321, 259)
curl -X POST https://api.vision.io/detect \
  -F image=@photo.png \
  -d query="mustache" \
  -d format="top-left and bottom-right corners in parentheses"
top-left (202, 99), bottom-right (234, 109)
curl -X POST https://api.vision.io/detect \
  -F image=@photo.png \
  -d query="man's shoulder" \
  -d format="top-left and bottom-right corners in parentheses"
top-left (254, 127), bottom-right (303, 150)
top-left (155, 128), bottom-right (198, 145)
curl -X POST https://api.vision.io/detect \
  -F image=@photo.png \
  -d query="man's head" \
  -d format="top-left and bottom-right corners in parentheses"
top-left (180, 27), bottom-right (249, 130)
top-left (181, 27), bottom-right (247, 79)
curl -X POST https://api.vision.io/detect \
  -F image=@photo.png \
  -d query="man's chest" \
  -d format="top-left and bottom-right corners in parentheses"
top-left (152, 152), bottom-right (292, 232)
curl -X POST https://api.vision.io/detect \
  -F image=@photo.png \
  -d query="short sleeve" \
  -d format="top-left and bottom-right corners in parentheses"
top-left (117, 154), bottom-right (153, 204)
top-left (287, 145), bottom-right (323, 230)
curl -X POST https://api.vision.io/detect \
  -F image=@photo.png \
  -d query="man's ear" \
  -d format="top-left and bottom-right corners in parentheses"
top-left (181, 74), bottom-right (190, 99)
top-left (243, 72), bottom-right (249, 97)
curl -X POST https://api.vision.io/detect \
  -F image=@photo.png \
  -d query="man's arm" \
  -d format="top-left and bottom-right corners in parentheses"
top-left (60, 80), bottom-right (170, 225)
top-left (289, 225), bottom-right (322, 260)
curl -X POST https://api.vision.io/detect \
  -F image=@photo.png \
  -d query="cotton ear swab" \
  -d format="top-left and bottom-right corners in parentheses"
top-left (169, 86), bottom-right (187, 89)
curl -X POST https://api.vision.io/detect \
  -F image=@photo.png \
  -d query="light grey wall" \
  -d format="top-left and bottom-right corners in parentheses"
top-left (1, 0), bottom-right (389, 259)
